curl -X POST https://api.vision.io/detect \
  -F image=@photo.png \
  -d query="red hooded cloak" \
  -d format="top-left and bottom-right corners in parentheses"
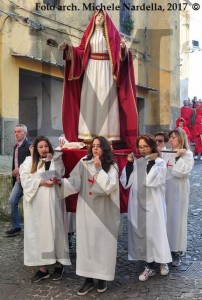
top-left (175, 117), bottom-right (191, 143)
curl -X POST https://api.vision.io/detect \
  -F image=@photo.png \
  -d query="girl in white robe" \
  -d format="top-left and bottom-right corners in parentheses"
top-left (120, 134), bottom-right (172, 282)
top-left (60, 136), bottom-right (120, 296)
top-left (19, 136), bottom-right (71, 283)
top-left (162, 128), bottom-right (194, 266)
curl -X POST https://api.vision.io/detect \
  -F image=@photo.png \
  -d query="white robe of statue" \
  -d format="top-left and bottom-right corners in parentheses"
top-left (78, 28), bottom-right (120, 140)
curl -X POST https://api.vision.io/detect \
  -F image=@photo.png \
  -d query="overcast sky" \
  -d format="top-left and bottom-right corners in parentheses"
top-left (188, 8), bottom-right (202, 99)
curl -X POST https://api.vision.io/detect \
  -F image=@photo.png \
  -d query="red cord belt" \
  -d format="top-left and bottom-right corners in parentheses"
top-left (89, 53), bottom-right (110, 60)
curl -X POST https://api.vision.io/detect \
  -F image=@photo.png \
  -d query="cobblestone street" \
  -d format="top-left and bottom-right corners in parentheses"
top-left (0, 161), bottom-right (202, 300)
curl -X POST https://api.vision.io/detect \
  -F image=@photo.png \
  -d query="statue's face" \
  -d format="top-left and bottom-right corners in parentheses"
top-left (95, 12), bottom-right (104, 27)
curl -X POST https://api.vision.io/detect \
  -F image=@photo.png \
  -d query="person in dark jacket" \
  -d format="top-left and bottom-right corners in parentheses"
top-left (5, 124), bottom-right (32, 237)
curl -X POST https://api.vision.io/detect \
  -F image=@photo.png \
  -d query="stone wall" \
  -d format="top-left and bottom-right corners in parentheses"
top-left (0, 156), bottom-right (23, 221)
top-left (0, 173), bottom-right (23, 221)
top-left (0, 173), bottom-right (12, 220)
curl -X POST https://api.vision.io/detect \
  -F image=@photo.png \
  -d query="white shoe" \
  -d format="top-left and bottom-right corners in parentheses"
top-left (200, 156), bottom-right (202, 160)
top-left (194, 155), bottom-right (198, 160)
top-left (139, 267), bottom-right (156, 281)
top-left (160, 264), bottom-right (169, 276)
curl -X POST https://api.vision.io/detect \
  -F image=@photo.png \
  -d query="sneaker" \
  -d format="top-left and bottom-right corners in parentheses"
top-left (52, 265), bottom-right (64, 281)
top-left (30, 270), bottom-right (50, 283)
top-left (77, 278), bottom-right (94, 296)
top-left (69, 239), bottom-right (74, 250)
top-left (139, 267), bottom-right (156, 281)
top-left (194, 155), bottom-right (198, 160)
top-left (68, 233), bottom-right (74, 250)
top-left (160, 264), bottom-right (169, 276)
top-left (5, 228), bottom-right (21, 237)
top-left (200, 156), bottom-right (202, 160)
top-left (97, 280), bottom-right (107, 293)
top-left (172, 253), bottom-right (181, 267)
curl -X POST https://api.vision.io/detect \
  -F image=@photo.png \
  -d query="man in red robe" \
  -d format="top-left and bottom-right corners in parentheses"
top-left (192, 114), bottom-right (202, 160)
top-left (181, 100), bottom-right (193, 129)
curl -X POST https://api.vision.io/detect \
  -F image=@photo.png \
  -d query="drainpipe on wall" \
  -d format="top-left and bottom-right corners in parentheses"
top-left (0, 32), bottom-right (4, 155)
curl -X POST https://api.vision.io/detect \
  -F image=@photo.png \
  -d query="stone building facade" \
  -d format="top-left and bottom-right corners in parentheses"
top-left (0, 0), bottom-right (191, 155)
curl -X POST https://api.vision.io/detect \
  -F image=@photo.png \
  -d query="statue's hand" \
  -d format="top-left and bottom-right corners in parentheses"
top-left (58, 42), bottom-right (67, 50)
top-left (120, 37), bottom-right (126, 49)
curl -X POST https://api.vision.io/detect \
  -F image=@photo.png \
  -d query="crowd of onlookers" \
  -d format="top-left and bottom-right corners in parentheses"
top-left (180, 96), bottom-right (202, 160)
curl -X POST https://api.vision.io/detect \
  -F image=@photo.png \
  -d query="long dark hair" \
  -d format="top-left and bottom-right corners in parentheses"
top-left (136, 134), bottom-right (160, 156)
top-left (84, 136), bottom-right (114, 173)
top-left (30, 136), bottom-right (54, 173)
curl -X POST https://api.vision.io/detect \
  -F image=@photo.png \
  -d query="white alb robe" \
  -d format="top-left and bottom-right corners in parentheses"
top-left (61, 158), bottom-right (120, 281)
top-left (78, 28), bottom-right (120, 140)
top-left (20, 153), bottom-right (71, 267)
top-left (120, 157), bottom-right (172, 263)
top-left (162, 150), bottom-right (194, 251)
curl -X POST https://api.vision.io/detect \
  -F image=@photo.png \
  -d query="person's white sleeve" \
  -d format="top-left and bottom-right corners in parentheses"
top-left (90, 164), bottom-right (119, 196)
top-left (19, 157), bottom-right (41, 202)
top-left (145, 157), bottom-right (167, 187)
top-left (120, 162), bottom-right (136, 189)
top-left (172, 151), bottom-right (194, 178)
top-left (60, 160), bottom-right (82, 198)
top-left (53, 152), bottom-right (65, 177)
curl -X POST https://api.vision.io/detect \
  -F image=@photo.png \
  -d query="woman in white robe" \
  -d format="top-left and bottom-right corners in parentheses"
top-left (120, 134), bottom-right (172, 282)
top-left (162, 128), bottom-right (194, 266)
top-left (60, 136), bottom-right (120, 296)
top-left (19, 136), bottom-right (71, 283)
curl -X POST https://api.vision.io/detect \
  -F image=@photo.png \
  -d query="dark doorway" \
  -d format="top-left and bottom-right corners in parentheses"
top-left (19, 69), bottom-right (63, 146)
top-left (137, 97), bottom-right (145, 134)
top-left (19, 97), bottom-right (37, 138)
